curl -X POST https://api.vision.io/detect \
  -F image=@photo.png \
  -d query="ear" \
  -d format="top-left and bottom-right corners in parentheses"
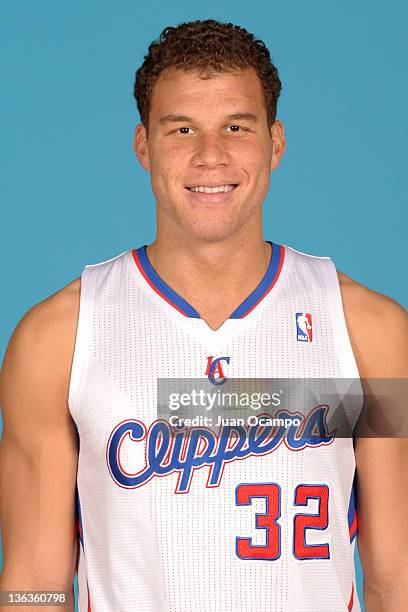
top-left (270, 120), bottom-right (286, 171)
top-left (134, 124), bottom-right (150, 171)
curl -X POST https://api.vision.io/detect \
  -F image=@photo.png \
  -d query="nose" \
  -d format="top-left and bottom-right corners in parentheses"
top-left (191, 133), bottom-right (232, 169)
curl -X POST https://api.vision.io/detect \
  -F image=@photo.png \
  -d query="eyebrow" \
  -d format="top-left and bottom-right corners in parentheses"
top-left (158, 112), bottom-right (259, 125)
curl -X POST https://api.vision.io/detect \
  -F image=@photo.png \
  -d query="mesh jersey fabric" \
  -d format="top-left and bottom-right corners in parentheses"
top-left (68, 242), bottom-right (363, 612)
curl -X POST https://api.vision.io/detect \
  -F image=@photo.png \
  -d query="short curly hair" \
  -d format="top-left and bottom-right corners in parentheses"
top-left (133, 19), bottom-right (282, 133)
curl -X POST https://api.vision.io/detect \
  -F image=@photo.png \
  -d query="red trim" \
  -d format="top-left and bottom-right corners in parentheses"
top-left (240, 244), bottom-right (285, 318)
top-left (132, 243), bottom-right (285, 321)
top-left (76, 513), bottom-right (91, 611)
top-left (131, 249), bottom-right (189, 317)
top-left (347, 582), bottom-right (354, 610)
top-left (349, 510), bottom-right (358, 540)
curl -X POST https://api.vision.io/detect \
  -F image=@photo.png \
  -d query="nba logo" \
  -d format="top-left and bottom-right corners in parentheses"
top-left (295, 312), bottom-right (313, 342)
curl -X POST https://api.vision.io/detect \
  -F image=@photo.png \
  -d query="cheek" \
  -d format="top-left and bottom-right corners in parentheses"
top-left (234, 139), bottom-right (272, 177)
top-left (150, 144), bottom-right (181, 185)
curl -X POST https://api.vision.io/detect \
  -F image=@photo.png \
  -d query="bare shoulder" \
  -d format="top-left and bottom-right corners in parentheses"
top-left (0, 277), bottom-right (81, 414)
top-left (18, 276), bottom-right (81, 331)
top-left (337, 271), bottom-right (407, 377)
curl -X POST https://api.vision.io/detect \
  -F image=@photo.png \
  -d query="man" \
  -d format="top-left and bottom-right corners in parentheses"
top-left (1, 19), bottom-right (407, 612)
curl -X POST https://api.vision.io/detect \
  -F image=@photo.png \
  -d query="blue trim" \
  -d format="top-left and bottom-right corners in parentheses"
top-left (136, 245), bottom-right (200, 318)
top-left (347, 481), bottom-right (356, 528)
top-left (136, 240), bottom-right (282, 319)
top-left (229, 241), bottom-right (281, 318)
top-left (75, 486), bottom-right (84, 550)
top-left (348, 478), bottom-right (358, 542)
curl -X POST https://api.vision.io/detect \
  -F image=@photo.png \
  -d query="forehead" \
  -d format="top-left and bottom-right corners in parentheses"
top-left (149, 67), bottom-right (266, 119)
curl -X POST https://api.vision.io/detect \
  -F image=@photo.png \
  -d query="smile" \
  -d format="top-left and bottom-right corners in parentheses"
top-left (186, 184), bottom-right (238, 193)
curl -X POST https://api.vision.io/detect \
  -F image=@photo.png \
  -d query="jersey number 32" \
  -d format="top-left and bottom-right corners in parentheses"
top-left (235, 482), bottom-right (330, 560)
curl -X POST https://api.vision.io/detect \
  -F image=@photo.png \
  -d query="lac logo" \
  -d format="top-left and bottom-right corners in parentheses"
top-left (205, 356), bottom-right (230, 385)
top-left (295, 312), bottom-right (313, 342)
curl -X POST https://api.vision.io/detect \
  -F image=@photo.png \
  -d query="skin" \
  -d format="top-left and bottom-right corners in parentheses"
top-left (0, 279), bottom-right (79, 611)
top-left (0, 66), bottom-right (407, 611)
top-left (134, 68), bottom-right (285, 330)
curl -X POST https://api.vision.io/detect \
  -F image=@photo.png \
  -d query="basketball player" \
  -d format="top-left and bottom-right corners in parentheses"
top-left (1, 19), bottom-right (407, 612)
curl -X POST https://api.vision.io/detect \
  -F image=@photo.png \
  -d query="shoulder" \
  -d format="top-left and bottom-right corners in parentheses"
top-left (0, 277), bottom-right (81, 401)
top-left (337, 271), bottom-right (407, 377)
top-left (8, 276), bottom-right (80, 355)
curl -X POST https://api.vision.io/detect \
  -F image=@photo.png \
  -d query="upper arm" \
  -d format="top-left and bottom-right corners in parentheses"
top-left (354, 436), bottom-right (408, 595)
top-left (340, 274), bottom-right (408, 596)
top-left (0, 279), bottom-right (80, 591)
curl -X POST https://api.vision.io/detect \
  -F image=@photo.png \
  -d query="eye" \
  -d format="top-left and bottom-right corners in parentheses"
top-left (177, 127), bottom-right (195, 135)
top-left (226, 125), bottom-right (249, 133)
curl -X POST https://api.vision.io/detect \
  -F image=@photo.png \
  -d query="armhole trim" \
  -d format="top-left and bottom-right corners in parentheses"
top-left (68, 266), bottom-right (92, 422)
top-left (325, 259), bottom-right (362, 380)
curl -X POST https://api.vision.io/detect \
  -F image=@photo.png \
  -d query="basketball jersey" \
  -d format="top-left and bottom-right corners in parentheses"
top-left (68, 241), bottom-right (363, 612)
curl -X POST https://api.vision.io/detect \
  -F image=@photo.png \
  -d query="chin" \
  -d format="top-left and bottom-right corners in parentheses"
top-left (184, 219), bottom-right (240, 243)
top-left (158, 195), bottom-right (254, 243)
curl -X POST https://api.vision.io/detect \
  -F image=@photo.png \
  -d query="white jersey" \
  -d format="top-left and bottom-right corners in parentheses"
top-left (68, 241), bottom-right (363, 612)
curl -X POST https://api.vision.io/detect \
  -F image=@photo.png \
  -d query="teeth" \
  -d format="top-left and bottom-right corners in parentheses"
top-left (189, 184), bottom-right (235, 193)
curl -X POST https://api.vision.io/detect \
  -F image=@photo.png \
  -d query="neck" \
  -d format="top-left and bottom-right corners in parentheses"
top-left (146, 231), bottom-right (272, 331)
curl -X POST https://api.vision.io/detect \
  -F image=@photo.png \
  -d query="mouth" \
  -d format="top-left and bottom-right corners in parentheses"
top-left (185, 184), bottom-right (238, 194)
top-left (184, 184), bottom-right (239, 204)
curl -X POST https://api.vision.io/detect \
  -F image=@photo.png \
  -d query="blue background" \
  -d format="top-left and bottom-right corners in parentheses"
top-left (1, 1), bottom-right (407, 609)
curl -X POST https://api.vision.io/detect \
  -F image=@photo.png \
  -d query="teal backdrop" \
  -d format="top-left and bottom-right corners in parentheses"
top-left (1, 1), bottom-right (407, 610)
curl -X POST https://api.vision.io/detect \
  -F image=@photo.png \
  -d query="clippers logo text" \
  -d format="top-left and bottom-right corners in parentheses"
top-left (107, 406), bottom-right (335, 494)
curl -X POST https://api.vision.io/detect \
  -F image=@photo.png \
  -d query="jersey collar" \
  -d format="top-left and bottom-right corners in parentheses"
top-left (131, 241), bottom-right (285, 320)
